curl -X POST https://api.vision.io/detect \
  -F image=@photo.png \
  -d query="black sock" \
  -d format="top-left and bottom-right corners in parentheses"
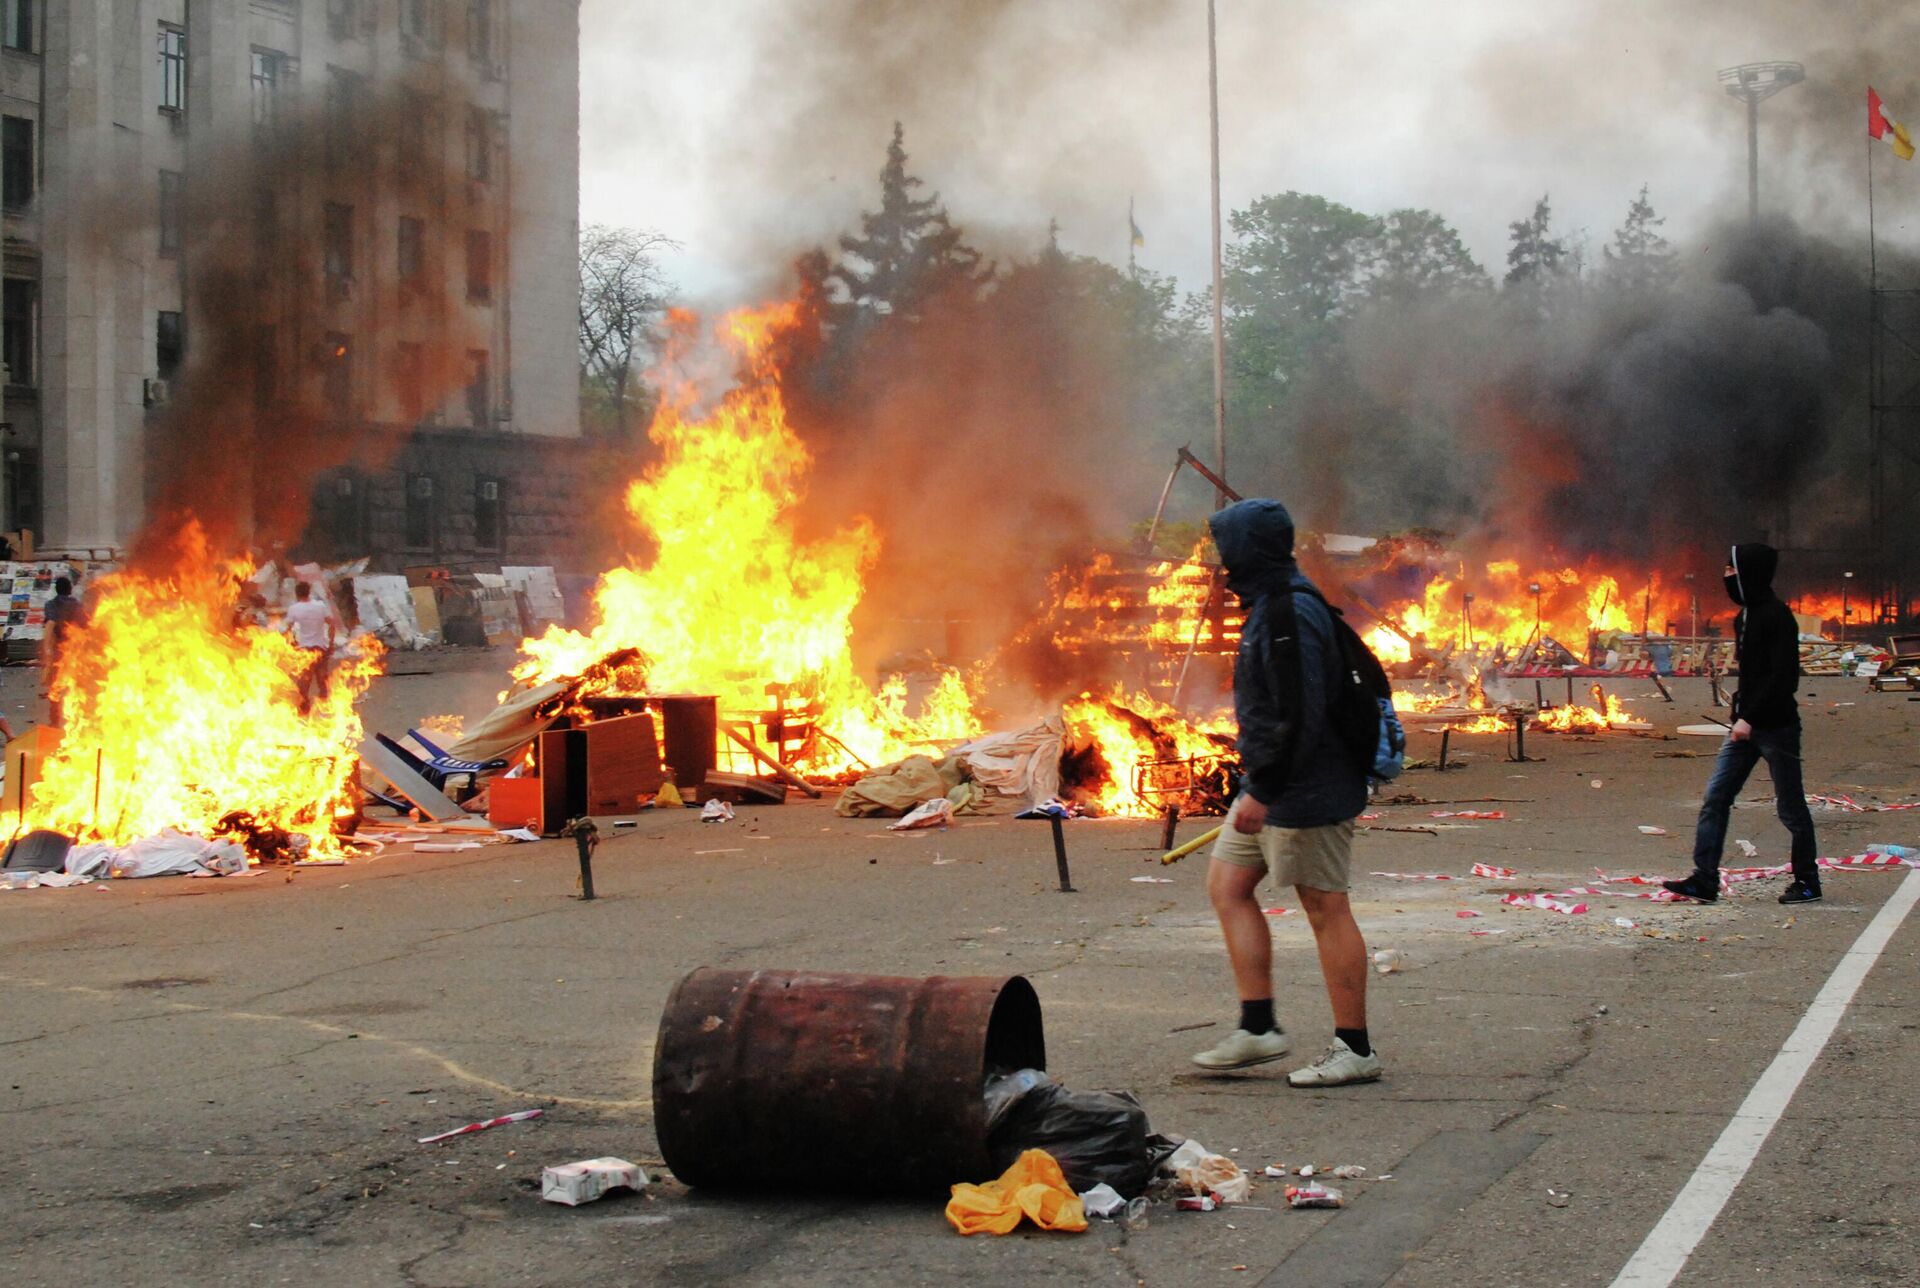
top-left (1335, 1027), bottom-right (1372, 1057)
top-left (1239, 999), bottom-right (1276, 1035)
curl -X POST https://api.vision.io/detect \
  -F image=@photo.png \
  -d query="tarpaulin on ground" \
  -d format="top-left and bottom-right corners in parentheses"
top-left (835, 754), bottom-right (986, 818)
top-left (953, 718), bottom-right (1064, 806)
top-left (447, 680), bottom-right (571, 766)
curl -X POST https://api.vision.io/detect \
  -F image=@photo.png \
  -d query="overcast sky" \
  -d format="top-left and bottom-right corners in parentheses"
top-left (578, 1), bottom-right (1918, 310)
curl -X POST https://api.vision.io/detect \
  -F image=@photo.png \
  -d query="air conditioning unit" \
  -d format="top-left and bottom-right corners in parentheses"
top-left (144, 378), bottom-right (171, 407)
top-left (477, 480), bottom-right (499, 501)
top-left (410, 475), bottom-right (434, 500)
top-left (334, 475), bottom-right (356, 498)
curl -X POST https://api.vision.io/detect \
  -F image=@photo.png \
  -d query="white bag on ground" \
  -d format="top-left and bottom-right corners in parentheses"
top-left (888, 798), bottom-right (955, 831)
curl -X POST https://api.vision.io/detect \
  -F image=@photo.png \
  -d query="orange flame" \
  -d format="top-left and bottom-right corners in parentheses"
top-left (514, 303), bottom-right (983, 769)
top-left (1062, 686), bottom-right (1236, 816)
top-left (24, 523), bottom-right (381, 853)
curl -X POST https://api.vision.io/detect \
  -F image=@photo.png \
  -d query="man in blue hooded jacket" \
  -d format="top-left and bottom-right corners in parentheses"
top-left (1663, 543), bottom-right (1822, 905)
top-left (1192, 499), bottom-right (1381, 1086)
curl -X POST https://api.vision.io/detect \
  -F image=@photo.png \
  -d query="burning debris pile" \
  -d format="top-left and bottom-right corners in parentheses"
top-left (20, 524), bottom-right (382, 859)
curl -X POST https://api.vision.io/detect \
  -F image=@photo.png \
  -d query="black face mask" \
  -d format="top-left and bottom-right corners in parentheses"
top-left (1724, 573), bottom-right (1744, 607)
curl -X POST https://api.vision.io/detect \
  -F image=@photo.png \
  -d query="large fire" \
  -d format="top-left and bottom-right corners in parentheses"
top-left (515, 304), bottom-right (986, 770)
top-left (22, 524), bottom-right (381, 855)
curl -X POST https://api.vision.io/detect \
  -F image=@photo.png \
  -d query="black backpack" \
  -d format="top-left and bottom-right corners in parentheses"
top-left (1274, 588), bottom-right (1406, 782)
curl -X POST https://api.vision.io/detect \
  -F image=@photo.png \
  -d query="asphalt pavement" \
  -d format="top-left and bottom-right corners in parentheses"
top-left (2, 667), bottom-right (1916, 1287)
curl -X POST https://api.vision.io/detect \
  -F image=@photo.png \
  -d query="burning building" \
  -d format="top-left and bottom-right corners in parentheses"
top-left (4, 0), bottom-right (582, 565)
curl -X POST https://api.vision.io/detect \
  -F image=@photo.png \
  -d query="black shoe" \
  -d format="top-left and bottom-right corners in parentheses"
top-left (1778, 880), bottom-right (1823, 905)
top-left (1661, 874), bottom-right (1719, 903)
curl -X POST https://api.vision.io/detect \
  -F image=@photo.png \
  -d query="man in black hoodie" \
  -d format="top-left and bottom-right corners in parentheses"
top-left (1192, 499), bottom-right (1381, 1086)
top-left (1664, 543), bottom-right (1822, 905)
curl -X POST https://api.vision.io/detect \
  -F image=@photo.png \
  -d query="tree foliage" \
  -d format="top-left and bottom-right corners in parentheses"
top-left (1602, 184), bottom-right (1675, 297)
top-left (1504, 195), bottom-right (1567, 288)
top-left (827, 122), bottom-right (991, 327)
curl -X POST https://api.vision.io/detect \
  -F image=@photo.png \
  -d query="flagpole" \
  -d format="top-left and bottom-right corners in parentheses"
top-left (1867, 132), bottom-right (1878, 289)
top-left (1207, 0), bottom-right (1228, 508)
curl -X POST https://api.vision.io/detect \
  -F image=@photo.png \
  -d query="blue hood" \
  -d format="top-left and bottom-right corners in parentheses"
top-left (1209, 499), bottom-right (1300, 598)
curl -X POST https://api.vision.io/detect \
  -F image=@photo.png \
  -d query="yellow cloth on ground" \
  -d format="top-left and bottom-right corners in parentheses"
top-left (945, 1149), bottom-right (1089, 1236)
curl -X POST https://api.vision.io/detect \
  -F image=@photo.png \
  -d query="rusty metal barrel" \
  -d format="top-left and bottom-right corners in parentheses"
top-left (652, 968), bottom-right (1045, 1190)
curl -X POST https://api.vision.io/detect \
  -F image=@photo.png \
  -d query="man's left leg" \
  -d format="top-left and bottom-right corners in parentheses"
top-left (1286, 824), bottom-right (1383, 1087)
top-left (1758, 723), bottom-right (1822, 900)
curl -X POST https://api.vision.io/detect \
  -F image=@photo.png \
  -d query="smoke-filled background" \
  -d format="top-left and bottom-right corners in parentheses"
top-left (573, 0), bottom-right (1920, 669)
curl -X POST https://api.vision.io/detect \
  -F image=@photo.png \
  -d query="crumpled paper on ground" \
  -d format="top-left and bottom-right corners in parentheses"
top-left (1164, 1138), bottom-right (1251, 1204)
top-left (888, 798), bottom-right (955, 831)
top-left (946, 1148), bottom-right (1089, 1236)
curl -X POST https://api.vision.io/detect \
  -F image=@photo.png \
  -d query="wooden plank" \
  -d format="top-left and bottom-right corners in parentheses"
top-left (722, 728), bottom-right (822, 798)
top-left (703, 770), bottom-right (787, 805)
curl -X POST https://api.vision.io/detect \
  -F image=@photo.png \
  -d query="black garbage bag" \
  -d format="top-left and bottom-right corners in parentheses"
top-left (985, 1070), bottom-right (1156, 1197)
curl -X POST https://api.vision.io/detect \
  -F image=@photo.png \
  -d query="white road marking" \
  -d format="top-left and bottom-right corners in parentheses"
top-left (1611, 868), bottom-right (1920, 1287)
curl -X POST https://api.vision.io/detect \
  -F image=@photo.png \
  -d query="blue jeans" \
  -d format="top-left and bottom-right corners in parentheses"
top-left (1691, 722), bottom-right (1818, 884)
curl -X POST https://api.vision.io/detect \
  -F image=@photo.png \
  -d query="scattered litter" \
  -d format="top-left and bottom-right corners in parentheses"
top-left (498, 828), bottom-right (541, 843)
top-left (1501, 893), bottom-right (1589, 915)
top-left (1176, 1194), bottom-right (1221, 1212)
top-left (416, 1108), bottom-right (544, 1145)
top-left (1637, 826), bottom-right (1669, 836)
top-left (413, 841), bottom-right (484, 853)
top-left (1131, 876), bottom-right (1174, 884)
top-left (542, 1157), bottom-right (647, 1206)
top-left (1370, 871), bottom-right (1453, 881)
top-left (1614, 917), bottom-right (1637, 929)
top-left (1262, 907), bottom-right (1295, 917)
top-left (1168, 1140), bottom-right (1250, 1204)
top-left (1431, 810), bottom-right (1505, 820)
top-left (1547, 1187), bottom-right (1572, 1208)
top-left (1735, 840), bottom-right (1758, 858)
top-left (1329, 1165), bottom-right (1368, 1180)
top-left (700, 799), bottom-right (735, 823)
top-left (1263, 1166), bottom-right (1288, 1179)
top-left (1014, 798), bottom-right (1080, 820)
top-left (1591, 779), bottom-right (1604, 789)
top-left (1471, 863), bottom-right (1517, 879)
top-left (947, 1149), bottom-right (1088, 1235)
top-left (1372, 950), bottom-right (1403, 974)
top-left (1297, 1164), bottom-right (1315, 1177)
top-left (1078, 1183), bottom-right (1127, 1219)
top-left (889, 798), bottom-right (956, 831)
top-left (1285, 1183), bottom-right (1345, 1208)
top-left (1456, 909), bottom-right (1483, 919)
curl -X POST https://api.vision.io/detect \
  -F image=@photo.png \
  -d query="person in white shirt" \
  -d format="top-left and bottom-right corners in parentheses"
top-left (284, 581), bottom-right (338, 715)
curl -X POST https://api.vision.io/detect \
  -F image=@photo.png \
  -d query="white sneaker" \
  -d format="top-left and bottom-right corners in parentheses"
top-left (1287, 1037), bottom-right (1383, 1087)
top-left (1191, 1028), bottom-right (1290, 1070)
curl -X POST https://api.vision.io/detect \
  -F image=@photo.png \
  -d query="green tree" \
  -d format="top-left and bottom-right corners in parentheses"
top-left (1504, 195), bottom-right (1567, 288)
top-left (1369, 208), bottom-right (1490, 304)
top-left (828, 122), bottom-right (990, 327)
top-left (1602, 184), bottom-right (1675, 296)
top-left (1223, 192), bottom-right (1381, 399)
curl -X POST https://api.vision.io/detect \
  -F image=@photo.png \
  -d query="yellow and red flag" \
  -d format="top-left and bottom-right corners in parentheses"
top-left (1869, 87), bottom-right (1915, 160)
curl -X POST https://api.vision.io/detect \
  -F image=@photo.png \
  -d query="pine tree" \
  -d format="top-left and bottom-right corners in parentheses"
top-left (1602, 184), bottom-right (1675, 296)
top-left (1504, 195), bottom-right (1566, 288)
top-left (828, 122), bottom-right (988, 326)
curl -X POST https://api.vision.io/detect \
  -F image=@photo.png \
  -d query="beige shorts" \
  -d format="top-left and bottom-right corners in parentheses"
top-left (1211, 818), bottom-right (1355, 892)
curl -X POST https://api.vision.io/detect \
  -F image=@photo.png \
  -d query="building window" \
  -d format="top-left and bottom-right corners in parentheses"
top-left (397, 216), bottom-right (425, 287)
top-left (465, 106), bottom-right (492, 183)
top-left (398, 91), bottom-right (431, 173)
top-left (395, 341), bottom-right (425, 420)
top-left (250, 49), bottom-right (286, 133)
top-left (326, 67), bottom-right (362, 169)
top-left (158, 170), bottom-right (183, 255)
top-left (156, 311), bottom-right (184, 382)
top-left (322, 471), bottom-right (366, 552)
top-left (401, 0), bottom-right (437, 49)
top-left (323, 331), bottom-right (352, 412)
top-left (158, 25), bottom-right (186, 112)
top-left (324, 202), bottom-right (354, 297)
top-left (326, 0), bottom-right (360, 41)
top-left (404, 473), bottom-right (436, 550)
top-left (2, 276), bottom-right (33, 387)
top-left (466, 349), bottom-right (490, 426)
top-left (468, 0), bottom-right (494, 69)
top-left (1, 115), bottom-right (30, 211)
top-left (465, 229), bottom-right (491, 303)
top-left (3, 0), bottom-right (32, 53)
top-left (474, 476), bottom-right (504, 551)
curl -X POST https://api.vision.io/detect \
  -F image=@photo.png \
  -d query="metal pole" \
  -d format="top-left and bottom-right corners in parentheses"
top-left (1049, 816), bottom-right (1075, 892)
top-left (1160, 805), bottom-right (1180, 852)
top-left (1437, 728), bottom-right (1451, 773)
top-left (1747, 92), bottom-right (1759, 224)
top-left (1206, 0), bottom-right (1228, 506)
